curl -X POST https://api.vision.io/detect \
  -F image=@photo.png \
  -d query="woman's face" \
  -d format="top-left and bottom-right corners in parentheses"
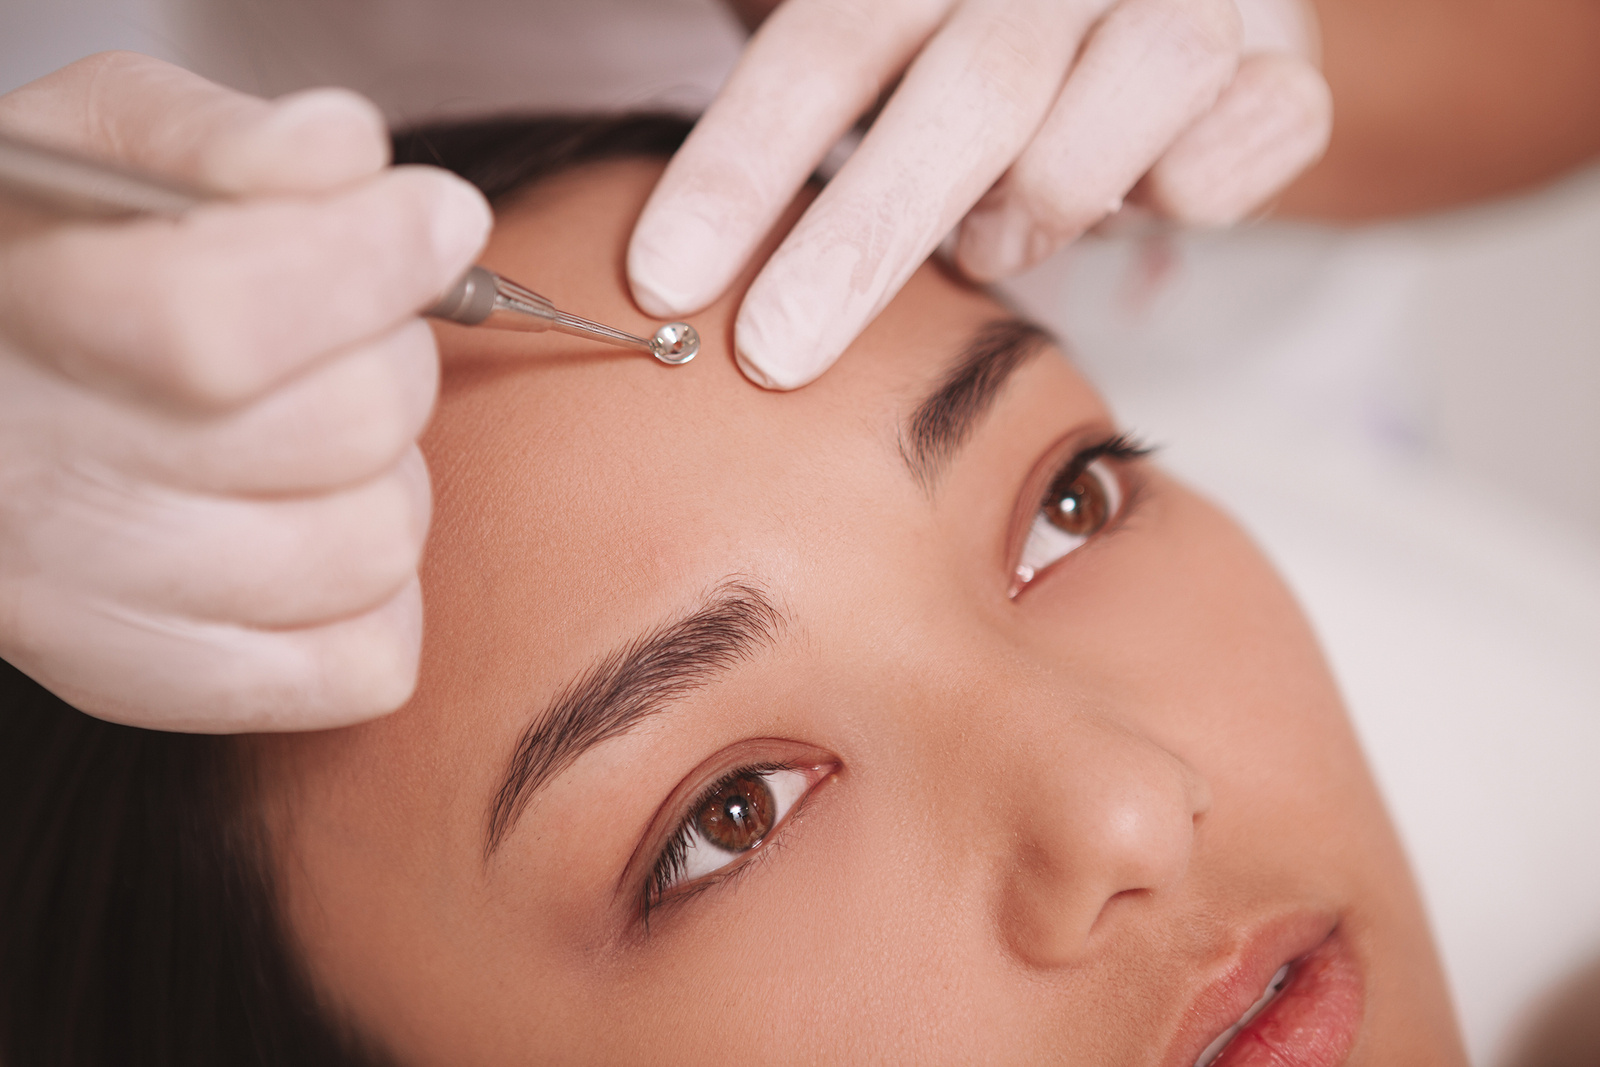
top-left (256, 159), bottom-right (1464, 1065)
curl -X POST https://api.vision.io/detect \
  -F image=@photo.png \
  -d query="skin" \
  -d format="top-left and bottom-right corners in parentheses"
top-left (1280, 0), bottom-right (1600, 219)
top-left (254, 159), bottom-right (1467, 1065)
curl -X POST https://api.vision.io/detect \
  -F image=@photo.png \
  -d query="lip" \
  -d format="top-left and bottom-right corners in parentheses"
top-left (1162, 914), bottom-right (1364, 1067)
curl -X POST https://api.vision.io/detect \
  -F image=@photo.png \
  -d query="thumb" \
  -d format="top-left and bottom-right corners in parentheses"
top-left (0, 51), bottom-right (389, 195)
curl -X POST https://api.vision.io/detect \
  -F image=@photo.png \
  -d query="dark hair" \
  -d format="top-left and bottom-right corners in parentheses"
top-left (0, 659), bottom-right (383, 1066)
top-left (0, 112), bottom-right (695, 1067)
top-left (392, 112), bottom-right (695, 205)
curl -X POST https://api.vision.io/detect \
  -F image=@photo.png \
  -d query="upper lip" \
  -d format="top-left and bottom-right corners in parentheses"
top-left (1159, 911), bottom-right (1339, 1067)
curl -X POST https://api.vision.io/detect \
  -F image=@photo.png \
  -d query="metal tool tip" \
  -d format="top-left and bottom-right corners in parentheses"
top-left (650, 323), bottom-right (698, 365)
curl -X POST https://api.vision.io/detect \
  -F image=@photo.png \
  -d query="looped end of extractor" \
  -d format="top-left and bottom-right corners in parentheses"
top-left (650, 323), bottom-right (699, 365)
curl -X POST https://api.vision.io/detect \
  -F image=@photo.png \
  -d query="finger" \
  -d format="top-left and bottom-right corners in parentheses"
top-left (627, 0), bottom-right (953, 318)
top-left (0, 319), bottom-right (439, 494)
top-left (0, 165), bottom-right (488, 409)
top-left (1139, 52), bottom-right (1331, 225)
top-left (733, 0), bottom-right (1105, 389)
top-left (9, 576), bottom-right (425, 732)
top-left (955, 0), bottom-right (1243, 281)
top-left (0, 51), bottom-right (388, 194)
top-left (15, 446), bottom-right (431, 630)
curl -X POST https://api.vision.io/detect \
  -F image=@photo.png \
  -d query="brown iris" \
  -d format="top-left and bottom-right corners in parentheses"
top-left (695, 772), bottom-right (776, 852)
top-left (1044, 462), bottom-right (1113, 537)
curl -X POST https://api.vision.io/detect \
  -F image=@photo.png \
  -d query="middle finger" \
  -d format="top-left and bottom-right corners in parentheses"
top-left (734, 0), bottom-right (1110, 390)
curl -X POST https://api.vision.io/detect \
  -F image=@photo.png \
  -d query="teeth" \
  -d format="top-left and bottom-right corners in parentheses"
top-left (1193, 965), bottom-right (1291, 1067)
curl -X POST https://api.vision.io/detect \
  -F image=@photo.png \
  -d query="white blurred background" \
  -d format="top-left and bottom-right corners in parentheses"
top-left (4, 1), bottom-right (1598, 1061)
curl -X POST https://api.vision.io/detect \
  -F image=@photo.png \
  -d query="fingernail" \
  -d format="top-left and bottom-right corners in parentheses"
top-left (627, 209), bottom-right (726, 317)
top-left (260, 89), bottom-right (383, 147)
top-left (734, 348), bottom-right (783, 390)
top-left (734, 287), bottom-right (830, 391)
top-left (428, 175), bottom-right (492, 270)
top-left (627, 269), bottom-right (683, 319)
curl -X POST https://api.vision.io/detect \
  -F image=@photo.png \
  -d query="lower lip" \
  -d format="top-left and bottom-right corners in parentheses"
top-left (1210, 931), bottom-right (1364, 1067)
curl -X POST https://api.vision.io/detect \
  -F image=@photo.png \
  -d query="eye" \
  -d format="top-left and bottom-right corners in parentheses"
top-left (1013, 458), bottom-right (1119, 591)
top-left (644, 764), bottom-right (820, 913)
top-left (1012, 437), bottom-right (1146, 595)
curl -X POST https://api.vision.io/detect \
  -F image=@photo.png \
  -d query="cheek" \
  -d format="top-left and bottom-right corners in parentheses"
top-left (553, 779), bottom-right (1027, 1064)
top-left (1021, 475), bottom-right (1372, 815)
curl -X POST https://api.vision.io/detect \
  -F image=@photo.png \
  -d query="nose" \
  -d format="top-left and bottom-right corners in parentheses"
top-left (998, 715), bottom-right (1211, 967)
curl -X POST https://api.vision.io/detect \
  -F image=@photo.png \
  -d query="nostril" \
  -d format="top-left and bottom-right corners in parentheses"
top-left (993, 718), bottom-right (1214, 968)
top-left (1104, 885), bottom-right (1156, 916)
top-left (1081, 886), bottom-right (1158, 946)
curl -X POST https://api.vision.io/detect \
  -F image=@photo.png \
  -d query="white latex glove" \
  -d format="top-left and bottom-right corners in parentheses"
top-left (0, 53), bottom-right (491, 732)
top-left (628, 0), bottom-right (1330, 389)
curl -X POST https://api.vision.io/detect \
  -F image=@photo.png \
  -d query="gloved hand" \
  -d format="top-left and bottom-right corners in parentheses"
top-left (628, 0), bottom-right (1330, 389)
top-left (0, 52), bottom-right (490, 732)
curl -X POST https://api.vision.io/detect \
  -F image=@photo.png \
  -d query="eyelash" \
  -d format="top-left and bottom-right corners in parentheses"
top-left (641, 761), bottom-right (815, 922)
top-left (1052, 433), bottom-right (1151, 499)
top-left (1011, 432), bottom-right (1152, 595)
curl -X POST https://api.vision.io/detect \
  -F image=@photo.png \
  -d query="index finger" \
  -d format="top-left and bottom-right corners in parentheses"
top-left (626, 0), bottom-right (952, 319)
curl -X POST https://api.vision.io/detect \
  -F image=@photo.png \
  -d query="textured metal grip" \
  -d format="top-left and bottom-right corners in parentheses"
top-left (425, 265), bottom-right (500, 325)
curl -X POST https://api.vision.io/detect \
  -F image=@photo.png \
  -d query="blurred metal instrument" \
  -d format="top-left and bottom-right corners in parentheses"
top-left (0, 130), bottom-right (698, 365)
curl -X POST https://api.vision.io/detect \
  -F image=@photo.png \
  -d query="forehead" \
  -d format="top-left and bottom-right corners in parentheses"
top-left (423, 159), bottom-right (1103, 644)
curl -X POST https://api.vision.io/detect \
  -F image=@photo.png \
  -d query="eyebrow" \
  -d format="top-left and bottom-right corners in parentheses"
top-left (484, 580), bottom-right (786, 857)
top-left (899, 318), bottom-right (1055, 489)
